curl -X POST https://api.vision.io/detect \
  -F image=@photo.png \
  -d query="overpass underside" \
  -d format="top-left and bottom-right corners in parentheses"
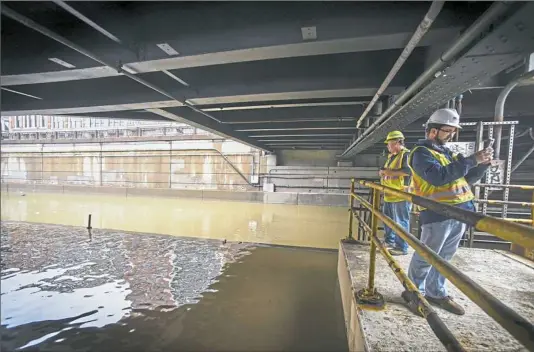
top-left (1, 1), bottom-right (533, 159)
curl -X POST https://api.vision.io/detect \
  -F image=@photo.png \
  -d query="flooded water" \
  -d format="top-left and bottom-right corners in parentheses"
top-left (1, 192), bottom-right (348, 249)
top-left (0, 194), bottom-right (349, 351)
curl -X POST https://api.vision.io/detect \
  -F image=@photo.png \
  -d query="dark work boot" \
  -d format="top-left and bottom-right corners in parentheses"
top-left (426, 295), bottom-right (465, 315)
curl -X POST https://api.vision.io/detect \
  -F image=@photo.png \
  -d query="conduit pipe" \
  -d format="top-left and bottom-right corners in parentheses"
top-left (355, 1), bottom-right (444, 128)
top-left (493, 69), bottom-right (534, 159)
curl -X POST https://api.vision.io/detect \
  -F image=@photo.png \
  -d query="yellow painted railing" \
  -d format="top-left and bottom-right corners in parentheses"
top-left (346, 179), bottom-right (534, 352)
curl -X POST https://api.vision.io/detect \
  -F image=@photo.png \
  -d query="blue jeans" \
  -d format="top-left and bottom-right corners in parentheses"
top-left (382, 201), bottom-right (411, 253)
top-left (408, 219), bottom-right (467, 298)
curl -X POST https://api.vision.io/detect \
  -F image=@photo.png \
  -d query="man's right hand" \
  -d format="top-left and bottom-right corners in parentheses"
top-left (474, 147), bottom-right (494, 164)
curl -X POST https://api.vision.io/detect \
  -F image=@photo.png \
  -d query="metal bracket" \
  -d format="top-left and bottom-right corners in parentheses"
top-left (503, 125), bottom-right (515, 218)
top-left (356, 288), bottom-right (386, 310)
top-left (482, 126), bottom-right (494, 215)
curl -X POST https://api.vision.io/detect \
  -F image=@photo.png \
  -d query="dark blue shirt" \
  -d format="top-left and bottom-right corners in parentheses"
top-left (410, 139), bottom-right (490, 225)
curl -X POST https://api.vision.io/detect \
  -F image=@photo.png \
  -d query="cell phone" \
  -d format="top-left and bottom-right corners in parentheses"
top-left (484, 138), bottom-right (495, 149)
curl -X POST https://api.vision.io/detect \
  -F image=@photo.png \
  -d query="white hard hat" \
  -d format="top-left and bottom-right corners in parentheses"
top-left (426, 108), bottom-right (462, 129)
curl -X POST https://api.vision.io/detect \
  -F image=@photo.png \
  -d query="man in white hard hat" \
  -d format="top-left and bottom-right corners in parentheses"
top-left (403, 108), bottom-right (493, 316)
top-left (380, 130), bottom-right (411, 256)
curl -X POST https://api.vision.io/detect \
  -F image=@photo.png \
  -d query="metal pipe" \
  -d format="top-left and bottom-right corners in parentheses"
top-left (476, 184), bottom-right (534, 190)
top-left (0, 6), bottom-right (230, 127)
top-left (360, 180), bottom-right (534, 249)
top-left (503, 218), bottom-right (534, 224)
top-left (474, 199), bottom-right (534, 207)
top-left (367, 189), bottom-right (381, 292)
top-left (351, 191), bottom-right (534, 351)
top-left (342, 1), bottom-right (511, 157)
top-left (494, 69), bottom-right (534, 158)
top-left (355, 1), bottom-right (444, 128)
top-left (348, 179), bottom-right (355, 240)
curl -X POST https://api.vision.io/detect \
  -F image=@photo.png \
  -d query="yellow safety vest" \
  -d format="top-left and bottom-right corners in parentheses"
top-left (408, 146), bottom-right (474, 209)
top-left (381, 148), bottom-right (411, 202)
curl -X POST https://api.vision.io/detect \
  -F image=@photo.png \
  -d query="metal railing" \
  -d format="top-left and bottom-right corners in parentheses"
top-left (474, 183), bottom-right (534, 227)
top-left (1, 126), bottom-right (216, 142)
top-left (346, 179), bottom-right (534, 351)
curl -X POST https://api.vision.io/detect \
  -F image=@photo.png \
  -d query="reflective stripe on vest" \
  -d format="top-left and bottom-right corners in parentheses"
top-left (381, 148), bottom-right (410, 202)
top-left (408, 146), bottom-right (474, 209)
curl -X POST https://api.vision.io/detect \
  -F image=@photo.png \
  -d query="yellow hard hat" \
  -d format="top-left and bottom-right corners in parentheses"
top-left (384, 130), bottom-right (405, 143)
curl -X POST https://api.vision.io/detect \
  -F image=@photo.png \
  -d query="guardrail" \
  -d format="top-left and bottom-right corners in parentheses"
top-left (474, 183), bottom-right (534, 227)
top-left (346, 179), bottom-right (534, 351)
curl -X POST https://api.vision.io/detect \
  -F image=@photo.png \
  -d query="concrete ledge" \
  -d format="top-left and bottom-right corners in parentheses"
top-left (202, 189), bottom-right (263, 202)
top-left (298, 193), bottom-right (347, 207)
top-left (338, 242), bottom-right (368, 352)
top-left (126, 187), bottom-right (184, 198)
top-left (263, 192), bottom-right (299, 205)
top-left (63, 185), bottom-right (128, 196)
top-left (338, 241), bottom-right (534, 351)
top-left (5, 183), bottom-right (64, 194)
top-left (1, 182), bottom-right (351, 207)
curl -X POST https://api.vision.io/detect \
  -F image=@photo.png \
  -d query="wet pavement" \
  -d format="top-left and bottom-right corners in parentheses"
top-left (1, 192), bottom-right (348, 249)
top-left (1, 222), bottom-right (348, 351)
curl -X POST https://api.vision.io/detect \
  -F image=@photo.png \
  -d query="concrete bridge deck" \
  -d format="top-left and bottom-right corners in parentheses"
top-left (338, 242), bottom-right (534, 351)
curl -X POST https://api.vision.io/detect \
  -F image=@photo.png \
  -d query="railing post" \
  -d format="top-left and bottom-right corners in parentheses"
top-left (356, 188), bottom-right (385, 310)
top-left (368, 188), bottom-right (380, 292)
top-left (348, 178), bottom-right (355, 240)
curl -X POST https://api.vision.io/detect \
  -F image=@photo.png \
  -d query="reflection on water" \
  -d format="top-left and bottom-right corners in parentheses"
top-left (1, 222), bottom-right (347, 351)
top-left (1, 192), bottom-right (347, 249)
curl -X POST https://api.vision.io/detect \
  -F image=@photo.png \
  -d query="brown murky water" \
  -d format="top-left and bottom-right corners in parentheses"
top-left (1, 194), bottom-right (348, 351)
top-left (1, 192), bottom-right (348, 249)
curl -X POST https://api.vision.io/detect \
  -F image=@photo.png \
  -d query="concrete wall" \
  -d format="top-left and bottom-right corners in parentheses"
top-left (1, 140), bottom-right (264, 191)
top-left (277, 150), bottom-right (342, 167)
top-left (264, 166), bottom-right (379, 194)
top-left (2, 140), bottom-right (380, 199)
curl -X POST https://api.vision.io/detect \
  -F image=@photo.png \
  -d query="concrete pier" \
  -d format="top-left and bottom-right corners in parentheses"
top-left (338, 242), bottom-right (534, 351)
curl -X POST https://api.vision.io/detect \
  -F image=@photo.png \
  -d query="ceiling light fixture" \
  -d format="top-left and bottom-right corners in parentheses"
top-left (121, 65), bottom-right (137, 74)
top-left (301, 26), bottom-right (317, 41)
top-left (48, 57), bottom-right (76, 68)
top-left (162, 70), bottom-right (189, 87)
top-left (156, 43), bottom-right (179, 56)
top-left (1, 87), bottom-right (43, 100)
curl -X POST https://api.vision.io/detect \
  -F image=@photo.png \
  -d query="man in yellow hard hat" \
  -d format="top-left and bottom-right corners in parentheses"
top-left (379, 130), bottom-right (412, 256)
top-left (403, 108), bottom-right (493, 316)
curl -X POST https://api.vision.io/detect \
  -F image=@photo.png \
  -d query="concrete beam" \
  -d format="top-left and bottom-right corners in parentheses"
top-left (234, 121), bottom-right (356, 132)
top-left (248, 131), bottom-right (354, 137)
top-left (210, 105), bottom-right (366, 123)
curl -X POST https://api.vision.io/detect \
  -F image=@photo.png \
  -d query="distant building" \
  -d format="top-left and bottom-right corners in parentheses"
top-left (1, 115), bottom-right (214, 139)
